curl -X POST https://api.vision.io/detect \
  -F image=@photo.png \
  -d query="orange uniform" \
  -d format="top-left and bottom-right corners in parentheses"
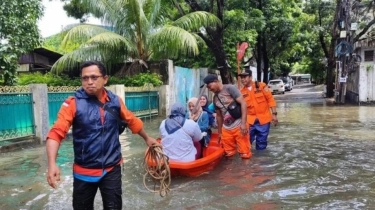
top-left (47, 89), bottom-right (143, 176)
top-left (240, 82), bottom-right (276, 125)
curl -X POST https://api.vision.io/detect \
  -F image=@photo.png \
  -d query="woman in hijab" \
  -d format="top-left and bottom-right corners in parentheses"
top-left (187, 97), bottom-right (211, 148)
top-left (200, 95), bottom-right (216, 128)
top-left (159, 102), bottom-right (203, 162)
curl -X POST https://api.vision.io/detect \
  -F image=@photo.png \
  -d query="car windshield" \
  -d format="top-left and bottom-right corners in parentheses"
top-left (269, 81), bottom-right (281, 85)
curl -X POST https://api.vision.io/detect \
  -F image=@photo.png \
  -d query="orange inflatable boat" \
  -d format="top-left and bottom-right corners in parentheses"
top-left (148, 133), bottom-right (224, 177)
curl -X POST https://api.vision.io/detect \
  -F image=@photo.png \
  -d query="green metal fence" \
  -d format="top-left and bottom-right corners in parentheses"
top-left (0, 87), bottom-right (159, 141)
top-left (125, 91), bottom-right (159, 118)
top-left (48, 92), bottom-right (75, 126)
top-left (0, 93), bottom-right (35, 141)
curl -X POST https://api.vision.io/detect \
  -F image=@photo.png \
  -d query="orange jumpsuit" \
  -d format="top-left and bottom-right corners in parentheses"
top-left (214, 84), bottom-right (251, 159)
top-left (241, 82), bottom-right (276, 150)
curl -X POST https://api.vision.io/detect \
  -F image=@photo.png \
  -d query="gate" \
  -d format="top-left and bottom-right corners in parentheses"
top-left (0, 87), bottom-right (35, 141)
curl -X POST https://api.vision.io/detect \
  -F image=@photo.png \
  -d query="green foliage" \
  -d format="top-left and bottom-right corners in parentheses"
top-left (17, 72), bottom-right (162, 87)
top-left (223, 10), bottom-right (257, 70)
top-left (52, 0), bottom-right (221, 75)
top-left (62, 0), bottom-right (90, 23)
top-left (0, 0), bottom-right (43, 85)
top-left (109, 72), bottom-right (163, 87)
top-left (18, 72), bottom-right (81, 86)
top-left (174, 8), bottom-right (258, 71)
top-left (42, 33), bottom-right (81, 54)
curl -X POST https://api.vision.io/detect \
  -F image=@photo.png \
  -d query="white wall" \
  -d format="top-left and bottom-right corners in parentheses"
top-left (359, 63), bottom-right (375, 102)
top-left (249, 66), bottom-right (264, 82)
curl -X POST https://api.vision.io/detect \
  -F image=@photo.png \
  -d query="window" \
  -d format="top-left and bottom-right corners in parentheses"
top-left (364, 50), bottom-right (374, 61)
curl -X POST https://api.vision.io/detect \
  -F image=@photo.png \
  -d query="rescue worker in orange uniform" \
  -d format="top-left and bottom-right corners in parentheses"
top-left (238, 70), bottom-right (278, 150)
top-left (203, 74), bottom-right (251, 159)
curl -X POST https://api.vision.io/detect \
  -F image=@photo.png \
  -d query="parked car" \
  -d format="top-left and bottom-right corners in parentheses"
top-left (280, 77), bottom-right (293, 91)
top-left (268, 79), bottom-right (285, 94)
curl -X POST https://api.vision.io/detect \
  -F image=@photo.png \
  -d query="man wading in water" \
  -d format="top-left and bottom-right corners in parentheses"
top-left (203, 74), bottom-right (252, 159)
top-left (46, 61), bottom-right (158, 209)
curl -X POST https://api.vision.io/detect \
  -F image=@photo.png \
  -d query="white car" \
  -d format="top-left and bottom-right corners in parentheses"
top-left (268, 79), bottom-right (285, 94)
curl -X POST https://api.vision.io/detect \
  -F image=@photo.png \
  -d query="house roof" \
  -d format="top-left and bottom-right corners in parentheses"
top-left (32, 47), bottom-right (63, 60)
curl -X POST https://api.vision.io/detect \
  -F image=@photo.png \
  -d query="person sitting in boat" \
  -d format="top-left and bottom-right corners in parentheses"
top-left (187, 97), bottom-right (211, 148)
top-left (199, 94), bottom-right (217, 128)
top-left (160, 102), bottom-right (203, 162)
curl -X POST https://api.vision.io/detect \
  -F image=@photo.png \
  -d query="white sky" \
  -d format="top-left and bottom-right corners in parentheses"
top-left (38, 0), bottom-right (101, 38)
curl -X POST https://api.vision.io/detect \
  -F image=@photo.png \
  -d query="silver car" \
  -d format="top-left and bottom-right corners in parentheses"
top-left (268, 79), bottom-right (285, 94)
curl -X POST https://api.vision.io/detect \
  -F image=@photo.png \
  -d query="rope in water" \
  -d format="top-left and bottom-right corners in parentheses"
top-left (143, 144), bottom-right (171, 197)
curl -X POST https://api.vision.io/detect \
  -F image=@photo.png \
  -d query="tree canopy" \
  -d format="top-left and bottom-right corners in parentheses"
top-left (52, 0), bottom-right (221, 76)
top-left (0, 0), bottom-right (43, 85)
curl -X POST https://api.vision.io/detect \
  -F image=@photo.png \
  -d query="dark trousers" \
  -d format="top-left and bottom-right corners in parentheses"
top-left (250, 119), bottom-right (270, 150)
top-left (73, 165), bottom-right (122, 210)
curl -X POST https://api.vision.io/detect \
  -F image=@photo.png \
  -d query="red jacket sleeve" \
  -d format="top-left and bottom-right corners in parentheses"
top-left (46, 97), bottom-right (76, 144)
top-left (118, 98), bottom-right (144, 134)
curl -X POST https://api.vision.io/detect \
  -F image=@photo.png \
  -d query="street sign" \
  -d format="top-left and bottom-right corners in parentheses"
top-left (339, 77), bottom-right (347, 83)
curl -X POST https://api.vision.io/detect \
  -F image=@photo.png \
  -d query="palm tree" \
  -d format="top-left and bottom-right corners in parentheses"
top-left (52, 0), bottom-right (220, 75)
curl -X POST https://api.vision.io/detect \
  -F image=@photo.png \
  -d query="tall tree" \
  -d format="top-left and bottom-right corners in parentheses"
top-left (62, 0), bottom-right (90, 23)
top-left (249, 0), bottom-right (302, 83)
top-left (0, 0), bottom-right (43, 85)
top-left (178, 0), bottom-right (231, 83)
top-left (52, 0), bottom-right (221, 75)
top-left (302, 0), bottom-right (375, 98)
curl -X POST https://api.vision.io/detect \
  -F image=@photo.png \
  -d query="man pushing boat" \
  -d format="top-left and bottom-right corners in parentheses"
top-left (203, 74), bottom-right (252, 159)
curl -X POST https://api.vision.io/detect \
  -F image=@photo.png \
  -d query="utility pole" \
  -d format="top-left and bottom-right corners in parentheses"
top-left (336, 0), bottom-right (352, 104)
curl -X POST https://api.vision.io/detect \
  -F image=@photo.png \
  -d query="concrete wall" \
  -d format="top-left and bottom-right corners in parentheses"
top-left (358, 63), bottom-right (375, 102)
top-left (29, 84), bottom-right (49, 144)
top-left (346, 65), bottom-right (360, 103)
top-left (165, 61), bottom-right (209, 115)
top-left (346, 48), bottom-right (375, 103)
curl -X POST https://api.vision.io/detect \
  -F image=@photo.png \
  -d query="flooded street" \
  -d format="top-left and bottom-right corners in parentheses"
top-left (1, 84), bottom-right (375, 209)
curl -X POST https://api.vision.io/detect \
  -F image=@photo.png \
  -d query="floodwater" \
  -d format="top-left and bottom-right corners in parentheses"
top-left (1, 85), bottom-right (375, 210)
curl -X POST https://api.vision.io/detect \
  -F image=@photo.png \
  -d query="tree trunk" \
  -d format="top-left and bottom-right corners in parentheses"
top-left (262, 34), bottom-right (270, 83)
top-left (209, 41), bottom-right (231, 84)
top-left (256, 35), bottom-right (262, 81)
top-left (326, 59), bottom-right (335, 98)
top-left (184, 0), bottom-right (231, 83)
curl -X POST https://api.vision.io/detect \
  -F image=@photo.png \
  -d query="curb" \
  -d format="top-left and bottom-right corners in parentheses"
top-left (0, 137), bottom-right (40, 153)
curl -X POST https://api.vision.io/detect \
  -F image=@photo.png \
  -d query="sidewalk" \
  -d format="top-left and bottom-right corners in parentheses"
top-left (0, 137), bottom-right (40, 153)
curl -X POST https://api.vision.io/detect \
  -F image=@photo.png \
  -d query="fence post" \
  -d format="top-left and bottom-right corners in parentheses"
top-left (109, 85), bottom-right (125, 103)
top-left (158, 85), bottom-right (170, 117)
top-left (29, 84), bottom-right (49, 144)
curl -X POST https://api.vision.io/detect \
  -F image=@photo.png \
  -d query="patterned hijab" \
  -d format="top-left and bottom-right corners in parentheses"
top-left (188, 97), bottom-right (203, 121)
top-left (165, 102), bottom-right (186, 134)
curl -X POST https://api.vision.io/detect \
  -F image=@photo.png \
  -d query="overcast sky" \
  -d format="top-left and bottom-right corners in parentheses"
top-left (37, 0), bottom-right (101, 38)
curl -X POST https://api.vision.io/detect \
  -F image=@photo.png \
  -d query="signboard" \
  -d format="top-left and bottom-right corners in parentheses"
top-left (351, 23), bottom-right (358, 31)
top-left (339, 77), bottom-right (347, 83)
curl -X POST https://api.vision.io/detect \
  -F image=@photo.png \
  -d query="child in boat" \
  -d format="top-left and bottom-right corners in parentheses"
top-left (187, 97), bottom-right (211, 151)
top-left (159, 102), bottom-right (203, 162)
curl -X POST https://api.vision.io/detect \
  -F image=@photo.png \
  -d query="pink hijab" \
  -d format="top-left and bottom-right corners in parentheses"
top-left (188, 97), bottom-right (203, 121)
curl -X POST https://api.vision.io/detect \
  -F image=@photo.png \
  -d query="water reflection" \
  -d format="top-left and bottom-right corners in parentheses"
top-left (1, 101), bottom-right (375, 209)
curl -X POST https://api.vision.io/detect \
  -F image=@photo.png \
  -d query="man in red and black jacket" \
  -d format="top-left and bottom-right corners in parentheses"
top-left (46, 61), bottom-right (157, 210)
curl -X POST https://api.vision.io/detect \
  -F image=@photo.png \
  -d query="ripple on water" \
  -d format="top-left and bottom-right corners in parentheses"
top-left (3, 105), bottom-right (375, 209)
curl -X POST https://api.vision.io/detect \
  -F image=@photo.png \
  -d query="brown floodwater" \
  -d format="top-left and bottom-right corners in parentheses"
top-left (1, 87), bottom-right (375, 210)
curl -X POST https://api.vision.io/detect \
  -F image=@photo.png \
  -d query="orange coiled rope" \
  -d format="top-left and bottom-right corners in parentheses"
top-left (143, 144), bottom-right (171, 197)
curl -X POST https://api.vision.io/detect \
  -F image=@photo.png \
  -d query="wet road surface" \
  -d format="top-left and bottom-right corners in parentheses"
top-left (1, 84), bottom-right (375, 209)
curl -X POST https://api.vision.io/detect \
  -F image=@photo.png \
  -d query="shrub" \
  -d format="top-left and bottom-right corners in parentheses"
top-left (16, 72), bottom-right (162, 87)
